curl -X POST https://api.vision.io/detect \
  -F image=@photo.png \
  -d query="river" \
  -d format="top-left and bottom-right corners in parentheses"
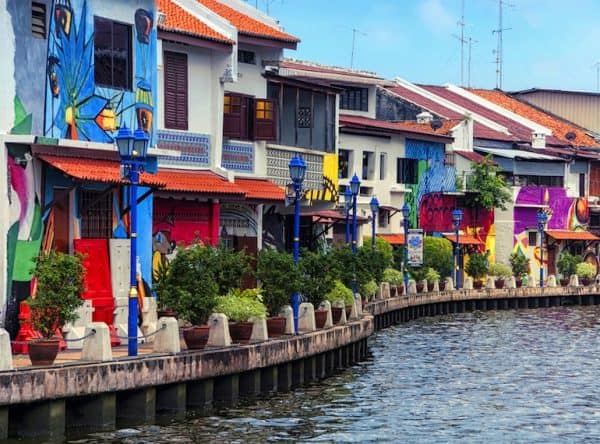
top-left (85, 306), bottom-right (600, 443)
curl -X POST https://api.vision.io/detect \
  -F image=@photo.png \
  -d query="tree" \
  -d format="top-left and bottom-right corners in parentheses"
top-left (465, 155), bottom-right (512, 211)
top-left (422, 236), bottom-right (454, 278)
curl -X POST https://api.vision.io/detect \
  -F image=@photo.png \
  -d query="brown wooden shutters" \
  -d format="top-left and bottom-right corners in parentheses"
top-left (164, 51), bottom-right (188, 130)
top-left (253, 99), bottom-right (276, 141)
top-left (223, 95), bottom-right (275, 141)
top-left (223, 94), bottom-right (246, 139)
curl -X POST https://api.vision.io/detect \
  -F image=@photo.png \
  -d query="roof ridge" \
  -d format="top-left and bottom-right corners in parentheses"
top-left (282, 57), bottom-right (381, 78)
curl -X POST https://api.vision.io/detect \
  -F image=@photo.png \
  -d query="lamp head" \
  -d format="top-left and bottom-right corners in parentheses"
top-left (401, 202), bottom-right (410, 219)
top-left (370, 196), bottom-right (379, 214)
top-left (289, 155), bottom-right (307, 185)
top-left (537, 209), bottom-right (548, 227)
top-left (133, 127), bottom-right (149, 159)
top-left (350, 173), bottom-right (361, 195)
top-left (452, 208), bottom-right (463, 226)
top-left (115, 124), bottom-right (134, 159)
top-left (343, 188), bottom-right (353, 211)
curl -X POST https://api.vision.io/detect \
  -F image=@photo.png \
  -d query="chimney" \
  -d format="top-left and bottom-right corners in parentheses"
top-left (531, 132), bottom-right (546, 149)
top-left (416, 111), bottom-right (433, 124)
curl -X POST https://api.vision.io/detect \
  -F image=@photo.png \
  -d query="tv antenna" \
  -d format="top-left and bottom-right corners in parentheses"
top-left (467, 37), bottom-right (478, 87)
top-left (492, 0), bottom-right (514, 89)
top-left (593, 62), bottom-right (600, 92)
top-left (453, 0), bottom-right (467, 85)
top-left (350, 28), bottom-right (367, 69)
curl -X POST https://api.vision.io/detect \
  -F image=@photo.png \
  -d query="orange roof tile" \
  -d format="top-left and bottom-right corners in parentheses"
top-left (197, 0), bottom-right (299, 43)
top-left (39, 155), bottom-right (166, 187)
top-left (158, 0), bottom-right (234, 44)
top-left (235, 178), bottom-right (284, 201)
top-left (469, 89), bottom-right (598, 147)
top-left (397, 119), bottom-right (462, 136)
top-left (377, 233), bottom-right (405, 245)
top-left (154, 168), bottom-right (245, 195)
top-left (545, 230), bottom-right (600, 241)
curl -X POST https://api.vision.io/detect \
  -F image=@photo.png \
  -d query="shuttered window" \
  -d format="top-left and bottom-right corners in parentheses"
top-left (164, 51), bottom-right (188, 130)
top-left (254, 99), bottom-right (276, 140)
top-left (32, 2), bottom-right (46, 38)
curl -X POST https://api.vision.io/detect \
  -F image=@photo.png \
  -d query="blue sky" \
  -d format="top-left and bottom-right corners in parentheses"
top-left (259, 0), bottom-right (600, 92)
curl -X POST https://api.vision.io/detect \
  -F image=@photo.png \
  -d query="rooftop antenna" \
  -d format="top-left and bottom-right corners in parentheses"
top-left (454, 0), bottom-right (466, 86)
top-left (492, 0), bottom-right (514, 90)
top-left (350, 28), bottom-right (367, 69)
top-left (467, 37), bottom-right (478, 87)
top-left (593, 62), bottom-right (600, 92)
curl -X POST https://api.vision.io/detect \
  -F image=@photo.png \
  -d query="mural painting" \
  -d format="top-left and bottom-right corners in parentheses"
top-left (307, 153), bottom-right (339, 203)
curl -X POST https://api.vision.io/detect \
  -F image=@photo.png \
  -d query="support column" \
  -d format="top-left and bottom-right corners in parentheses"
top-left (240, 370), bottom-right (261, 398)
top-left (277, 363), bottom-right (292, 392)
top-left (304, 356), bottom-right (317, 383)
top-left (187, 379), bottom-right (213, 413)
top-left (117, 387), bottom-right (156, 426)
top-left (214, 375), bottom-right (239, 406)
top-left (156, 383), bottom-right (186, 420)
top-left (292, 360), bottom-right (304, 387)
top-left (10, 399), bottom-right (65, 440)
top-left (316, 353), bottom-right (327, 379)
top-left (325, 351), bottom-right (336, 375)
top-left (0, 407), bottom-right (7, 441)
top-left (66, 393), bottom-right (116, 435)
top-left (261, 366), bottom-right (278, 393)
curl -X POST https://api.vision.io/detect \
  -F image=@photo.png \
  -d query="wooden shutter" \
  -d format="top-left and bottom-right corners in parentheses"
top-left (164, 51), bottom-right (188, 130)
top-left (253, 99), bottom-right (276, 141)
top-left (223, 94), bottom-right (246, 140)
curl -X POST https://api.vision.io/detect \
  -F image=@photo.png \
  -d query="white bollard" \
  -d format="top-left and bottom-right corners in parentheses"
top-left (354, 293), bottom-right (363, 316)
top-left (207, 313), bottom-right (232, 347)
top-left (444, 277), bottom-right (454, 291)
top-left (152, 317), bottom-right (180, 353)
top-left (349, 298), bottom-right (359, 320)
top-left (463, 277), bottom-right (474, 290)
top-left (250, 317), bottom-right (269, 342)
top-left (506, 276), bottom-right (516, 289)
top-left (279, 305), bottom-right (295, 335)
top-left (298, 303), bottom-right (316, 332)
top-left (486, 276), bottom-right (495, 289)
top-left (0, 329), bottom-right (13, 371)
top-left (81, 322), bottom-right (112, 362)
top-left (318, 301), bottom-right (333, 328)
top-left (333, 300), bottom-right (347, 325)
top-left (569, 274), bottom-right (579, 287)
top-left (546, 275), bottom-right (557, 288)
top-left (408, 279), bottom-right (417, 295)
top-left (141, 297), bottom-right (158, 343)
top-left (419, 280), bottom-right (428, 293)
top-left (380, 282), bottom-right (390, 299)
top-left (432, 280), bottom-right (440, 292)
top-left (528, 275), bottom-right (538, 288)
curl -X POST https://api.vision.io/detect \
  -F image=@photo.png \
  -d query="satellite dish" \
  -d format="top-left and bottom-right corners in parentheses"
top-left (565, 131), bottom-right (576, 141)
top-left (430, 118), bottom-right (443, 131)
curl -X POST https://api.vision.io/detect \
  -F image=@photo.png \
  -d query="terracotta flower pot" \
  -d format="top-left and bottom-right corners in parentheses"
top-left (266, 316), bottom-right (286, 337)
top-left (390, 286), bottom-right (397, 297)
top-left (345, 305), bottom-right (353, 319)
top-left (494, 279), bottom-right (505, 289)
top-left (331, 307), bottom-right (343, 324)
top-left (229, 321), bottom-right (254, 343)
top-left (398, 284), bottom-right (404, 295)
top-left (515, 279), bottom-right (523, 288)
top-left (427, 282), bottom-right (435, 292)
top-left (473, 280), bottom-right (484, 290)
top-left (28, 339), bottom-right (60, 366)
top-left (157, 310), bottom-right (177, 319)
top-left (416, 283), bottom-right (425, 293)
top-left (315, 310), bottom-right (328, 328)
top-left (580, 277), bottom-right (592, 286)
top-left (560, 278), bottom-right (570, 287)
top-left (183, 326), bottom-right (210, 350)
top-left (439, 281), bottom-right (446, 291)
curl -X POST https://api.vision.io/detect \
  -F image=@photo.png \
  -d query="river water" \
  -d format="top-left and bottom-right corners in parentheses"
top-left (86, 306), bottom-right (600, 443)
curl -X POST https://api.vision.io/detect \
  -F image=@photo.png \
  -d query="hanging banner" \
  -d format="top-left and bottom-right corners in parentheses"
top-left (407, 229), bottom-right (424, 266)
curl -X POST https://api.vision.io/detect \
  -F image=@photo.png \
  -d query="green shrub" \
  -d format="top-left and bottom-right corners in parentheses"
top-left (509, 251), bottom-right (530, 278)
top-left (487, 263), bottom-right (512, 278)
top-left (425, 267), bottom-right (440, 283)
top-left (324, 280), bottom-right (355, 306)
top-left (256, 248), bottom-right (301, 315)
top-left (409, 266), bottom-right (428, 282)
top-left (465, 252), bottom-right (489, 281)
top-left (212, 245), bottom-right (253, 295)
top-left (215, 292), bottom-right (267, 322)
top-left (299, 249), bottom-right (335, 308)
top-left (423, 237), bottom-right (453, 278)
top-left (362, 236), bottom-right (394, 267)
top-left (383, 268), bottom-right (403, 286)
top-left (557, 252), bottom-right (582, 278)
top-left (576, 262), bottom-right (596, 279)
top-left (361, 280), bottom-right (378, 300)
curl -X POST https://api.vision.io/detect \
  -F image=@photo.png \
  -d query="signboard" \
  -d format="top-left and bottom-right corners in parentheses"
top-left (407, 229), bottom-right (424, 266)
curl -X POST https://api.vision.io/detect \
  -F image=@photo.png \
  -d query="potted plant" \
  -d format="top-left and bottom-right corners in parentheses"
top-left (300, 249), bottom-right (335, 327)
top-left (383, 268), bottom-right (404, 296)
top-left (576, 262), bottom-right (596, 286)
top-left (465, 252), bottom-right (489, 289)
top-left (509, 251), bottom-right (530, 288)
top-left (409, 267), bottom-right (428, 292)
top-left (557, 252), bottom-right (582, 286)
top-left (27, 251), bottom-right (85, 365)
top-left (324, 280), bottom-right (354, 324)
top-left (153, 259), bottom-right (177, 318)
top-left (215, 291), bottom-right (267, 343)
top-left (360, 280), bottom-right (378, 305)
top-left (425, 268), bottom-right (441, 292)
top-left (488, 263), bottom-right (512, 289)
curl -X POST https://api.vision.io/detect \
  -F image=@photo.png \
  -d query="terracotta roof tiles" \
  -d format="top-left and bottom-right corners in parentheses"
top-left (339, 115), bottom-right (453, 140)
top-left (235, 178), bottom-right (284, 201)
top-left (154, 168), bottom-right (245, 195)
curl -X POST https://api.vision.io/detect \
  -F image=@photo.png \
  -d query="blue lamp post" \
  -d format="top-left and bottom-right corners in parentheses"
top-left (402, 203), bottom-right (410, 294)
top-left (369, 196), bottom-right (379, 254)
top-left (452, 208), bottom-right (463, 289)
top-left (289, 155), bottom-right (306, 333)
top-left (115, 124), bottom-right (149, 357)
top-left (537, 209), bottom-right (548, 288)
top-left (344, 188), bottom-right (353, 244)
top-left (350, 174), bottom-right (361, 295)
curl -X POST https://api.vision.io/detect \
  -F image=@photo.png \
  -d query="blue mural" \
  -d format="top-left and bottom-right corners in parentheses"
top-left (222, 141), bottom-right (254, 172)
top-left (157, 130), bottom-right (211, 167)
top-left (44, 0), bottom-right (157, 145)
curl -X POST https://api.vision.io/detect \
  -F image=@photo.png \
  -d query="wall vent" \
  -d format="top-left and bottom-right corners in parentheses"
top-left (32, 2), bottom-right (47, 38)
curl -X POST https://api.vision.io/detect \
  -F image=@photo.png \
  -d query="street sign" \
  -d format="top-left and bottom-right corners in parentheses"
top-left (407, 229), bottom-right (424, 266)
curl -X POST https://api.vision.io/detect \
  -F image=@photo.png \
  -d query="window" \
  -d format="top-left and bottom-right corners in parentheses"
top-left (444, 152), bottom-right (455, 166)
top-left (339, 149), bottom-right (351, 178)
top-left (396, 158), bottom-right (418, 184)
top-left (512, 175), bottom-right (563, 187)
top-left (238, 49), bottom-right (256, 64)
top-left (528, 231), bottom-right (537, 246)
top-left (379, 153), bottom-right (387, 180)
top-left (223, 94), bottom-right (275, 141)
top-left (79, 190), bottom-right (113, 239)
top-left (94, 17), bottom-right (132, 90)
top-left (362, 151), bottom-right (374, 180)
top-left (378, 209), bottom-right (389, 228)
top-left (164, 51), bottom-right (188, 130)
top-left (339, 86), bottom-right (369, 111)
top-left (224, 94), bottom-right (248, 140)
top-left (297, 107), bottom-right (312, 128)
top-left (254, 99), bottom-right (276, 140)
top-left (32, 2), bottom-right (46, 38)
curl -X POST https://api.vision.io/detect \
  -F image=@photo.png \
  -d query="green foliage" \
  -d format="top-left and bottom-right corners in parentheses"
top-left (576, 262), bottom-right (596, 279)
top-left (465, 252), bottom-right (489, 280)
top-left (158, 244), bottom-right (219, 325)
top-left (324, 280), bottom-right (355, 306)
top-left (362, 237), bottom-right (394, 266)
top-left (215, 292), bottom-right (267, 322)
top-left (464, 155), bottom-right (512, 211)
top-left (256, 248), bottom-right (301, 315)
top-left (509, 251), bottom-right (530, 278)
top-left (425, 267), bottom-right (440, 283)
top-left (328, 244), bottom-right (390, 294)
top-left (28, 251), bottom-right (85, 338)
top-left (383, 268), bottom-right (404, 286)
top-left (423, 237), bottom-right (454, 278)
top-left (360, 280), bottom-right (378, 300)
top-left (212, 245), bottom-right (253, 295)
top-left (487, 263), bottom-right (512, 278)
top-left (557, 252), bottom-right (582, 278)
top-left (299, 249), bottom-right (334, 308)
top-left (392, 246), bottom-right (405, 271)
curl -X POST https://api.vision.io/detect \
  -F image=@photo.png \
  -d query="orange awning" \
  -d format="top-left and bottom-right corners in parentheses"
top-left (235, 178), bottom-right (284, 201)
top-left (377, 233), bottom-right (405, 245)
top-left (153, 168), bottom-right (245, 196)
top-left (443, 233), bottom-right (484, 245)
top-left (545, 230), bottom-right (600, 241)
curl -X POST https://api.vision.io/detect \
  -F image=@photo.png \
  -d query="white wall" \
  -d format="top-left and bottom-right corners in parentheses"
top-left (225, 43), bottom-right (281, 98)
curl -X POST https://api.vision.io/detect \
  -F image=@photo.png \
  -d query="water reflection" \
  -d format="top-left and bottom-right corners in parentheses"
top-left (85, 306), bottom-right (600, 443)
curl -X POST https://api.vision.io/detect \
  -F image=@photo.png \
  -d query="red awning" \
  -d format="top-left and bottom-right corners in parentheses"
top-left (377, 233), bottom-right (405, 245)
top-left (235, 178), bottom-right (284, 201)
top-left (443, 233), bottom-right (484, 245)
top-left (545, 230), bottom-right (600, 241)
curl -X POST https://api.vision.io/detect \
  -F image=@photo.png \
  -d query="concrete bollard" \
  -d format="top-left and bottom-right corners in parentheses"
top-left (486, 276), bottom-right (495, 289)
top-left (333, 300), bottom-right (347, 325)
top-left (569, 274), bottom-right (579, 287)
top-left (152, 317), bottom-right (180, 353)
top-left (318, 301), bottom-right (333, 328)
top-left (506, 276), bottom-right (516, 289)
top-left (408, 279), bottom-right (417, 295)
top-left (250, 317), bottom-right (269, 342)
top-left (444, 277), bottom-right (454, 291)
top-left (207, 313), bottom-right (231, 347)
top-left (63, 300), bottom-right (94, 350)
top-left (546, 275), bottom-right (557, 288)
top-left (114, 298), bottom-right (144, 344)
top-left (432, 280), bottom-right (440, 292)
top-left (380, 282), bottom-right (391, 299)
top-left (528, 275), bottom-right (537, 288)
top-left (354, 293), bottom-right (363, 316)
top-left (81, 322), bottom-right (112, 362)
top-left (463, 277), bottom-right (474, 290)
top-left (419, 280), bottom-right (428, 293)
top-left (279, 305), bottom-right (295, 335)
top-left (0, 329), bottom-right (13, 371)
top-left (348, 298), bottom-right (359, 320)
top-left (298, 303), bottom-right (316, 332)
top-left (141, 297), bottom-right (158, 343)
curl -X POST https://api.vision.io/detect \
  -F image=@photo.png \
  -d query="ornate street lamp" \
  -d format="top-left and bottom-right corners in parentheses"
top-left (350, 174), bottom-right (361, 295)
top-left (537, 209), bottom-right (548, 288)
top-left (115, 124), bottom-right (149, 357)
top-left (289, 155), bottom-right (306, 333)
top-left (369, 196), bottom-right (379, 254)
top-left (452, 208), bottom-right (464, 289)
top-left (402, 203), bottom-right (410, 294)
top-left (344, 188), bottom-right (353, 244)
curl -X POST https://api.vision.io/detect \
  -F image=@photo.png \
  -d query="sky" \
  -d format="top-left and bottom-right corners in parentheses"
top-left (255, 0), bottom-right (600, 92)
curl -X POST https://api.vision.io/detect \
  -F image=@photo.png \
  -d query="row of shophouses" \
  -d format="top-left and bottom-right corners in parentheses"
top-left (2, 0), bottom-right (600, 336)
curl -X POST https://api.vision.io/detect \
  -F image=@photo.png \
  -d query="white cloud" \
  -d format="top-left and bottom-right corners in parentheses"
top-left (418, 0), bottom-right (456, 33)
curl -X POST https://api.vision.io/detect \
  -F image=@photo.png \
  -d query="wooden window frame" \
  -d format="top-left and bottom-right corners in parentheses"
top-left (94, 16), bottom-right (133, 90)
top-left (164, 51), bottom-right (188, 130)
